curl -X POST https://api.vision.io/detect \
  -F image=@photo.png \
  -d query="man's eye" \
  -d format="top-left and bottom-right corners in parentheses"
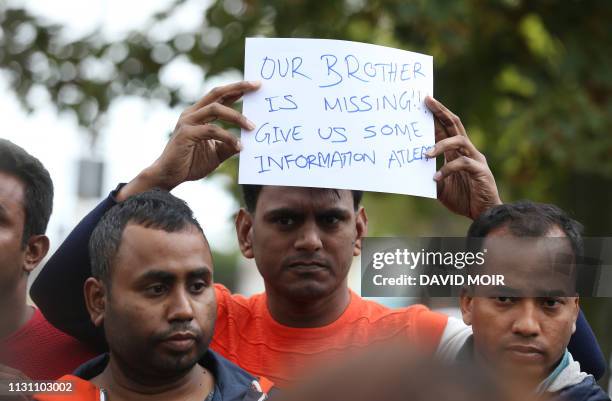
top-left (189, 281), bottom-right (207, 293)
top-left (542, 298), bottom-right (561, 308)
top-left (276, 216), bottom-right (295, 226)
top-left (496, 296), bottom-right (514, 304)
top-left (321, 215), bottom-right (340, 225)
top-left (146, 284), bottom-right (167, 296)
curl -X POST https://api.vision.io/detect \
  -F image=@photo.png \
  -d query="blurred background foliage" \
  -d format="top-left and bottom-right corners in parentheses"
top-left (2, 0), bottom-right (612, 380)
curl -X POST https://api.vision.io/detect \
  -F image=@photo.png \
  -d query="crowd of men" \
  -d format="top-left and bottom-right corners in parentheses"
top-left (0, 80), bottom-right (609, 400)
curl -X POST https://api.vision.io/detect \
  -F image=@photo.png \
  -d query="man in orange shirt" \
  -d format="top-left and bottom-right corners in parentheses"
top-left (31, 80), bottom-right (502, 386)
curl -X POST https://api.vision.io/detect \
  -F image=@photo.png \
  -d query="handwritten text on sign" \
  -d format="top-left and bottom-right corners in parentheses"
top-left (239, 38), bottom-right (435, 197)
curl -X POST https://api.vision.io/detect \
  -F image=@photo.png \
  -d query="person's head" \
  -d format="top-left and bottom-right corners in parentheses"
top-left (85, 190), bottom-right (215, 382)
top-left (460, 201), bottom-right (581, 387)
top-left (0, 139), bottom-right (52, 296)
top-left (236, 185), bottom-right (367, 303)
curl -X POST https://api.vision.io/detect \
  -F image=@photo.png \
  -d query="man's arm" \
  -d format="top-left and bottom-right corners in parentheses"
top-left (569, 310), bottom-right (606, 380)
top-left (30, 81), bottom-right (261, 347)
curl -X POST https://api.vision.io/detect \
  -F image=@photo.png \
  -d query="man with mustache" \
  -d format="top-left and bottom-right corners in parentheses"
top-left (30, 81), bottom-right (604, 387)
top-left (34, 190), bottom-right (273, 401)
top-left (455, 201), bottom-right (608, 401)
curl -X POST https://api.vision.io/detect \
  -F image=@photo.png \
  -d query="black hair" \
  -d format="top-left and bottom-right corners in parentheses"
top-left (0, 139), bottom-right (54, 245)
top-left (467, 200), bottom-right (584, 258)
top-left (89, 189), bottom-right (206, 286)
top-left (241, 184), bottom-right (363, 212)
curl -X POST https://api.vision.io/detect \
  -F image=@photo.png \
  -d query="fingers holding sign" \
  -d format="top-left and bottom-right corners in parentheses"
top-left (123, 81), bottom-right (261, 200)
top-left (424, 96), bottom-right (502, 220)
top-left (162, 81), bottom-right (261, 183)
top-left (192, 80), bottom-right (262, 110)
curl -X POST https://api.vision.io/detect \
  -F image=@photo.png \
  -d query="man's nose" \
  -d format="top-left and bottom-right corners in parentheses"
top-left (167, 288), bottom-right (195, 322)
top-left (511, 301), bottom-right (541, 337)
top-left (294, 221), bottom-right (323, 252)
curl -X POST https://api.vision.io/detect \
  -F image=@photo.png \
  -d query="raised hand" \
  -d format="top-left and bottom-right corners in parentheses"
top-left (424, 96), bottom-right (502, 220)
top-left (118, 81), bottom-right (261, 201)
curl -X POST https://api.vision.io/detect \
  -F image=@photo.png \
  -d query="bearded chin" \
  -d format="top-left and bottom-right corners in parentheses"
top-left (150, 324), bottom-right (215, 376)
top-left (157, 342), bottom-right (207, 374)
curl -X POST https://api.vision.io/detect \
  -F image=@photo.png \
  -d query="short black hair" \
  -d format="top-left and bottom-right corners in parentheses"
top-left (89, 189), bottom-right (206, 287)
top-left (467, 200), bottom-right (584, 258)
top-left (241, 184), bottom-right (363, 212)
top-left (0, 139), bottom-right (54, 245)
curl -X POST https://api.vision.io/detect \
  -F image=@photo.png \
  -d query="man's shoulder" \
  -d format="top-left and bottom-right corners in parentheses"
top-left (201, 350), bottom-right (275, 401)
top-left (69, 352), bottom-right (275, 401)
top-left (4, 308), bottom-right (57, 342)
top-left (73, 354), bottom-right (109, 379)
top-left (26, 309), bottom-right (97, 359)
top-left (557, 376), bottom-right (610, 401)
top-left (214, 284), bottom-right (267, 321)
top-left (1, 308), bottom-right (97, 379)
top-left (342, 294), bottom-right (450, 352)
top-left (203, 349), bottom-right (255, 385)
top-left (32, 375), bottom-right (103, 401)
top-left (215, 284), bottom-right (265, 306)
top-left (348, 293), bottom-right (445, 324)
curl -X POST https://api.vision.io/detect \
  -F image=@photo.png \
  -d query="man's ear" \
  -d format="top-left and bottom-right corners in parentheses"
top-left (459, 288), bottom-right (474, 326)
top-left (236, 208), bottom-right (255, 259)
top-left (571, 297), bottom-right (580, 334)
top-left (23, 235), bottom-right (49, 273)
top-left (84, 277), bottom-right (106, 327)
top-left (353, 207), bottom-right (368, 256)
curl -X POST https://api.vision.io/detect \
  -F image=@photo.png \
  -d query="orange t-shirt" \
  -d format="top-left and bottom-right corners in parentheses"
top-left (32, 376), bottom-right (102, 401)
top-left (211, 284), bottom-right (447, 387)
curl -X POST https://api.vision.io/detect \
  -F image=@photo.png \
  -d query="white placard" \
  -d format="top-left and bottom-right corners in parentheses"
top-left (239, 38), bottom-right (435, 198)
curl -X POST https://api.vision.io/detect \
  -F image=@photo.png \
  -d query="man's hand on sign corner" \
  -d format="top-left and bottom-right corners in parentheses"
top-left (117, 80), bottom-right (261, 201)
top-left (424, 96), bottom-right (502, 220)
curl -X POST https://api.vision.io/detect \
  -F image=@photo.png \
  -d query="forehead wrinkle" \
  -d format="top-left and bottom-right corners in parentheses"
top-left (115, 224), bottom-right (213, 273)
top-left (262, 187), bottom-right (352, 213)
top-left (307, 187), bottom-right (341, 202)
top-left (136, 269), bottom-right (176, 283)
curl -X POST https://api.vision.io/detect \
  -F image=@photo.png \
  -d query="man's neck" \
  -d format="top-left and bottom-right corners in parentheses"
top-left (0, 283), bottom-right (33, 339)
top-left (92, 356), bottom-right (214, 401)
top-left (265, 283), bottom-right (351, 327)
